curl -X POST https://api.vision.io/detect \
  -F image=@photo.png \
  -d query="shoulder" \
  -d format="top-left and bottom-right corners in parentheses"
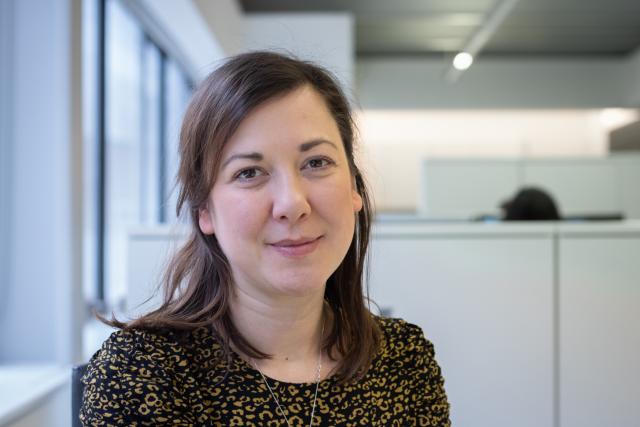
top-left (87, 327), bottom-right (189, 373)
top-left (372, 316), bottom-right (441, 377)
top-left (372, 317), bottom-right (451, 424)
top-left (375, 316), bottom-right (435, 357)
top-left (82, 326), bottom-right (225, 383)
top-left (375, 316), bottom-right (423, 339)
top-left (87, 326), bottom-right (222, 368)
top-left (80, 327), bottom-right (210, 424)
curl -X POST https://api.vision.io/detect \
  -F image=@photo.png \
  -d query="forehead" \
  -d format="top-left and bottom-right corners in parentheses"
top-left (221, 85), bottom-right (343, 154)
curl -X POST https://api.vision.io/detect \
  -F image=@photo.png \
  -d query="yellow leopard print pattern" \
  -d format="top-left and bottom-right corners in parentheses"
top-left (80, 317), bottom-right (450, 426)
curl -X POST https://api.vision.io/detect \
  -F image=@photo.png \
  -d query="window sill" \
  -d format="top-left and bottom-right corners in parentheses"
top-left (0, 365), bottom-right (69, 425)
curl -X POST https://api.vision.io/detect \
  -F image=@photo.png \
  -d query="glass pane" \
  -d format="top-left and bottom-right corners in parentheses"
top-left (104, 0), bottom-right (143, 307)
top-left (141, 40), bottom-right (161, 224)
top-left (162, 59), bottom-right (192, 223)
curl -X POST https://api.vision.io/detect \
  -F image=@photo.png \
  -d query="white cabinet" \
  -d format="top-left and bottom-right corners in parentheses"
top-left (368, 226), bottom-right (554, 427)
top-left (559, 231), bottom-right (640, 427)
top-left (126, 222), bottom-right (640, 427)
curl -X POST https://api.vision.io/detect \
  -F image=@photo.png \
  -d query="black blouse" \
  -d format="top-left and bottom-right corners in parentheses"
top-left (81, 316), bottom-right (450, 426)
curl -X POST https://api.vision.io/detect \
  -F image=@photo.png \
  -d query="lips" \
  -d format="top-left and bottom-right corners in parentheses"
top-left (268, 236), bottom-right (322, 257)
top-left (271, 237), bottom-right (319, 246)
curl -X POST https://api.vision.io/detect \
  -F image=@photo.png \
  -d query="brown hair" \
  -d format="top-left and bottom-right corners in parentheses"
top-left (110, 51), bottom-right (381, 382)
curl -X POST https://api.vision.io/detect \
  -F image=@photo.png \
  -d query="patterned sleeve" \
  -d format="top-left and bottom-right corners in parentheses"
top-left (406, 323), bottom-right (451, 427)
top-left (80, 329), bottom-right (193, 426)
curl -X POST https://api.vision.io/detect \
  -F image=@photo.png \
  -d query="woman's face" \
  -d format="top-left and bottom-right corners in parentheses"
top-left (198, 85), bottom-right (362, 299)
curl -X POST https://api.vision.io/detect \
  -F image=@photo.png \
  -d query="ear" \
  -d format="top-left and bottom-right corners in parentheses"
top-left (198, 206), bottom-right (215, 235)
top-left (352, 188), bottom-right (363, 213)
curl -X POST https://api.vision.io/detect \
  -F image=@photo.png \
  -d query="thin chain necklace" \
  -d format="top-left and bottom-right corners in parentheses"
top-left (252, 319), bottom-right (325, 427)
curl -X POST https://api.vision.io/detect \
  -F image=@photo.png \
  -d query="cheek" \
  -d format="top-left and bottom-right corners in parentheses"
top-left (316, 183), bottom-right (358, 227)
top-left (211, 191), bottom-right (268, 243)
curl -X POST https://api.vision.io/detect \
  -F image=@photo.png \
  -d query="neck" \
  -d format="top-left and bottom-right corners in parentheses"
top-left (229, 286), bottom-right (326, 363)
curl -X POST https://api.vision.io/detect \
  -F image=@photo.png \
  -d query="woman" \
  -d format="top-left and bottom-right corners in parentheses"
top-left (81, 51), bottom-right (450, 426)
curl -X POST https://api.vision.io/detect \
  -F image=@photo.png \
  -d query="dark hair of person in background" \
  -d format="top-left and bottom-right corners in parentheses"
top-left (102, 51), bottom-right (381, 383)
top-left (502, 187), bottom-right (562, 221)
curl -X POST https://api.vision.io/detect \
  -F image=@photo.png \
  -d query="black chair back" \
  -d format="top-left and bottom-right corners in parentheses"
top-left (72, 364), bottom-right (88, 427)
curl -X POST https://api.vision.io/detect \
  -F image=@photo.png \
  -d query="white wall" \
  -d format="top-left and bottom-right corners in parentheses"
top-left (0, 0), bottom-right (83, 364)
top-left (193, 0), bottom-right (245, 57)
top-left (621, 47), bottom-right (640, 107)
top-left (353, 52), bottom-right (640, 211)
top-left (245, 13), bottom-right (354, 92)
top-left (356, 110), bottom-right (633, 210)
top-left (125, 7), bottom-right (356, 87)
top-left (126, 0), bottom-right (242, 81)
top-left (356, 57), bottom-right (629, 109)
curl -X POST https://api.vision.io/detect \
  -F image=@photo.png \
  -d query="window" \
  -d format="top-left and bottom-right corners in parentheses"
top-left (162, 58), bottom-right (192, 222)
top-left (85, 0), bottom-right (193, 310)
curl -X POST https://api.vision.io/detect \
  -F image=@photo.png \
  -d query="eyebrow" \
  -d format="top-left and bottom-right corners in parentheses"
top-left (299, 139), bottom-right (338, 152)
top-left (221, 139), bottom-right (338, 169)
top-left (221, 152), bottom-right (263, 169)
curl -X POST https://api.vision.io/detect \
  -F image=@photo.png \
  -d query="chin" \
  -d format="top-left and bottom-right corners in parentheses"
top-left (270, 272), bottom-right (329, 297)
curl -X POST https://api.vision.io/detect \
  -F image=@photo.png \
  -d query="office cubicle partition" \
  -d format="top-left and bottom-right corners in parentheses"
top-left (126, 221), bottom-right (640, 427)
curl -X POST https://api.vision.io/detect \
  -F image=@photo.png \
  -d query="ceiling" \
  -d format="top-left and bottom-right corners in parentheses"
top-left (239, 0), bottom-right (640, 58)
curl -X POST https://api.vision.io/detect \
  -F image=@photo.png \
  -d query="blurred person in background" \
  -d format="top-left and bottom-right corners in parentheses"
top-left (502, 187), bottom-right (562, 221)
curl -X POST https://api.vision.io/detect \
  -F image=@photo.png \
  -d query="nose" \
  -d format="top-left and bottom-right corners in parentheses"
top-left (271, 172), bottom-right (311, 223)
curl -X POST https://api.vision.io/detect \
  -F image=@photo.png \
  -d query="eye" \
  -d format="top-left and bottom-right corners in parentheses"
top-left (234, 167), bottom-right (265, 181)
top-left (304, 157), bottom-right (335, 170)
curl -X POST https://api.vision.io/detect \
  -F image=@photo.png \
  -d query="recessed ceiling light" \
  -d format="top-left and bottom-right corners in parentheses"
top-left (453, 52), bottom-right (474, 70)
